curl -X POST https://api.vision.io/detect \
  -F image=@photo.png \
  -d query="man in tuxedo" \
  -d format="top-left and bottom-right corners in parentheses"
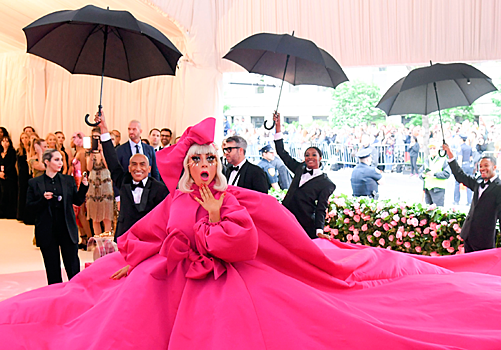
top-left (223, 136), bottom-right (268, 193)
top-left (27, 149), bottom-right (88, 284)
top-left (95, 112), bottom-right (169, 240)
top-left (111, 130), bottom-right (121, 148)
top-left (443, 144), bottom-right (501, 253)
top-left (116, 120), bottom-right (160, 181)
top-left (273, 112), bottom-right (335, 239)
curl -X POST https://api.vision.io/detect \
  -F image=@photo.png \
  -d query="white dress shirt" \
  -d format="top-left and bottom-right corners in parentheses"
top-left (228, 159), bottom-right (247, 186)
top-left (129, 139), bottom-right (143, 155)
top-left (478, 175), bottom-right (498, 198)
top-left (131, 178), bottom-right (148, 204)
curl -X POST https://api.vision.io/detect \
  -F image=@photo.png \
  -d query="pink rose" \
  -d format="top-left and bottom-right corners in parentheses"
top-left (381, 212), bottom-right (389, 219)
top-left (390, 220), bottom-right (398, 227)
top-left (430, 230), bottom-right (437, 238)
top-left (408, 231), bottom-right (415, 238)
top-left (449, 219), bottom-right (456, 223)
top-left (423, 227), bottom-right (430, 234)
top-left (396, 231), bottom-right (402, 239)
top-left (412, 218), bottom-right (419, 227)
top-left (383, 223), bottom-right (390, 231)
top-left (346, 234), bottom-right (353, 241)
top-left (376, 203), bottom-right (383, 211)
top-left (344, 218), bottom-right (350, 224)
top-left (419, 219), bottom-right (427, 226)
top-left (324, 226), bottom-right (330, 232)
top-left (430, 251), bottom-right (440, 257)
top-left (379, 238), bottom-right (385, 246)
top-left (415, 227), bottom-right (422, 233)
top-left (442, 240), bottom-right (451, 249)
top-left (353, 234), bottom-right (360, 242)
top-left (375, 219), bottom-right (383, 227)
top-left (458, 245), bottom-right (465, 254)
top-left (396, 240), bottom-right (403, 245)
top-left (402, 231), bottom-right (408, 237)
top-left (391, 208), bottom-right (398, 214)
top-left (373, 230), bottom-right (381, 237)
top-left (348, 211), bottom-right (354, 217)
top-left (354, 202), bottom-right (360, 210)
top-left (427, 204), bottom-right (437, 211)
top-left (353, 229), bottom-right (359, 235)
top-left (331, 229), bottom-right (339, 236)
top-left (401, 217), bottom-right (407, 224)
top-left (404, 242), bottom-right (411, 249)
top-left (343, 208), bottom-right (350, 215)
top-left (361, 224), bottom-right (368, 232)
top-left (367, 235), bottom-right (374, 243)
top-left (386, 246), bottom-right (392, 250)
top-left (356, 209), bottom-right (362, 215)
top-left (354, 215), bottom-right (361, 223)
top-left (415, 246), bottom-right (422, 253)
top-left (447, 247), bottom-right (455, 253)
top-left (388, 235), bottom-right (394, 242)
top-left (349, 225), bottom-right (355, 231)
top-left (430, 222), bottom-right (437, 231)
top-left (402, 209), bottom-right (407, 216)
top-left (393, 215), bottom-right (400, 222)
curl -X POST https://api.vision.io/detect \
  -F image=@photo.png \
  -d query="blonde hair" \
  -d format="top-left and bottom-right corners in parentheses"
top-left (178, 143), bottom-right (227, 193)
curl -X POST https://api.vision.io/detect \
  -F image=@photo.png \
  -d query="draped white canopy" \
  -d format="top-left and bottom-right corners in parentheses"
top-left (0, 0), bottom-right (500, 141)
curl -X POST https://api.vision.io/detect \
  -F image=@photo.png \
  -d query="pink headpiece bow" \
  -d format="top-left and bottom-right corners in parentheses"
top-left (156, 118), bottom-right (216, 193)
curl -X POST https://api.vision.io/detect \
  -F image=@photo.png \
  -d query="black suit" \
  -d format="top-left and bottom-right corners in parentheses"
top-left (102, 139), bottom-right (169, 240)
top-left (225, 160), bottom-right (269, 194)
top-left (26, 173), bottom-right (88, 284)
top-left (449, 159), bottom-right (501, 252)
top-left (116, 140), bottom-right (160, 181)
top-left (275, 139), bottom-right (336, 239)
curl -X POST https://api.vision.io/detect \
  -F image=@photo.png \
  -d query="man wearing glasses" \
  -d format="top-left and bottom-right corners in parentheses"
top-left (160, 128), bottom-right (172, 148)
top-left (223, 136), bottom-right (268, 193)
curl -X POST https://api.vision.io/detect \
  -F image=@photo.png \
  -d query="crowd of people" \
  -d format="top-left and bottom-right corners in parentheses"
top-left (0, 122), bottom-right (174, 244)
top-left (225, 116), bottom-right (501, 172)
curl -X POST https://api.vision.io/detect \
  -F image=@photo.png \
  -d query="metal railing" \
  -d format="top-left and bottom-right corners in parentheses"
top-left (247, 142), bottom-right (426, 169)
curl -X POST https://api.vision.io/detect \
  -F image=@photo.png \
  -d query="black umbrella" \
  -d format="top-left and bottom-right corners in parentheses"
top-left (223, 32), bottom-right (348, 129)
top-left (377, 62), bottom-right (497, 155)
top-left (23, 5), bottom-right (182, 126)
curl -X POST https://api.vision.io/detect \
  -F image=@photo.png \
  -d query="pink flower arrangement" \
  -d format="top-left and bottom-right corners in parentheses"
top-left (321, 193), bottom-right (470, 256)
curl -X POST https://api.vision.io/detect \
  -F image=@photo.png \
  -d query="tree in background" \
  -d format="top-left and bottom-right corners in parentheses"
top-left (330, 81), bottom-right (386, 127)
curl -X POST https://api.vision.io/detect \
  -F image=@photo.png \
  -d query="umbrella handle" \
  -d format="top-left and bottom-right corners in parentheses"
top-left (84, 105), bottom-right (102, 127)
top-left (438, 149), bottom-right (447, 157)
top-left (263, 119), bottom-right (275, 130)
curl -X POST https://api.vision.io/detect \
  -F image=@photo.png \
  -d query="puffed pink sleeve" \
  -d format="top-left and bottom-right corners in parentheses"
top-left (194, 192), bottom-right (258, 262)
top-left (118, 195), bottom-right (172, 271)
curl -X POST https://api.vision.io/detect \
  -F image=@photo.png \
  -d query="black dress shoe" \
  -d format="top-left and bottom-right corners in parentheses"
top-left (78, 243), bottom-right (87, 251)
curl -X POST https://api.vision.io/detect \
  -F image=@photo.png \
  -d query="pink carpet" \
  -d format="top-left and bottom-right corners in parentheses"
top-left (0, 269), bottom-right (68, 302)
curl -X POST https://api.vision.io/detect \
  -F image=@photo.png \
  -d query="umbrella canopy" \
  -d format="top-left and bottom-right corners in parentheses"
top-left (376, 63), bottom-right (497, 116)
top-left (23, 4), bottom-right (182, 83)
top-left (224, 32), bottom-right (348, 89)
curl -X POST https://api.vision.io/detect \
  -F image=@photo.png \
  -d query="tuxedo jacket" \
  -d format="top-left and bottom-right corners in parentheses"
top-left (116, 141), bottom-right (160, 181)
top-left (102, 139), bottom-right (169, 239)
top-left (449, 159), bottom-right (501, 251)
top-left (26, 173), bottom-right (88, 248)
top-left (225, 160), bottom-right (269, 194)
top-left (275, 139), bottom-right (336, 239)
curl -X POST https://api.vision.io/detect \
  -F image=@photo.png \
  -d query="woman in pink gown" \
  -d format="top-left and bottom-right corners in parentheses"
top-left (2, 118), bottom-right (501, 349)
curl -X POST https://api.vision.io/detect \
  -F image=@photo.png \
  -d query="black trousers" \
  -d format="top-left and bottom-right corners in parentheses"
top-left (40, 228), bottom-right (80, 285)
top-left (410, 155), bottom-right (418, 175)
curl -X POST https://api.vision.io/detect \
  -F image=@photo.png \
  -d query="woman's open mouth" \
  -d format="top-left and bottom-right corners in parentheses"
top-left (200, 171), bottom-right (209, 181)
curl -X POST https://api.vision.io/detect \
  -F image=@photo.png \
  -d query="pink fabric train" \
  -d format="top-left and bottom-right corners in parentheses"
top-left (1, 184), bottom-right (501, 349)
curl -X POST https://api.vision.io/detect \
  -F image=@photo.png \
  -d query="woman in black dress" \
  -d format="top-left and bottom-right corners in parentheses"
top-left (16, 132), bottom-right (30, 221)
top-left (0, 136), bottom-right (18, 219)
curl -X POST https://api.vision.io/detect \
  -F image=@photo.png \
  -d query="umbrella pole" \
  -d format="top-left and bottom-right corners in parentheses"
top-left (264, 53), bottom-right (291, 130)
top-left (85, 25), bottom-right (108, 127)
top-left (432, 81), bottom-right (447, 157)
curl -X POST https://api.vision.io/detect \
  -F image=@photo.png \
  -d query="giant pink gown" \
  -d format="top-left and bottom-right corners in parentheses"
top-left (2, 183), bottom-right (501, 349)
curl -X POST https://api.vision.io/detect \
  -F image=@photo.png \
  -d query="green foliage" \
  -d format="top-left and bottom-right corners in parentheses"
top-left (223, 104), bottom-right (231, 113)
top-left (330, 81), bottom-right (386, 127)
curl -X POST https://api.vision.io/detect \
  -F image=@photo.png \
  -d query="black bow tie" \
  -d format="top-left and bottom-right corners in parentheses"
top-left (131, 181), bottom-right (144, 190)
top-left (303, 168), bottom-right (314, 176)
top-left (230, 166), bottom-right (240, 172)
top-left (480, 180), bottom-right (490, 189)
